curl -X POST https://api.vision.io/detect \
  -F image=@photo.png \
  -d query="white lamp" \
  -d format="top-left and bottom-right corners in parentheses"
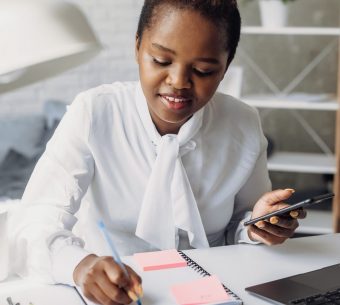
top-left (0, 0), bottom-right (102, 282)
top-left (0, 0), bottom-right (102, 93)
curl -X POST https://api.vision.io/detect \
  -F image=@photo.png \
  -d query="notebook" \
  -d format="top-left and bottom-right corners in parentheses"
top-left (245, 263), bottom-right (340, 305)
top-left (0, 251), bottom-right (242, 305)
top-left (128, 250), bottom-right (243, 305)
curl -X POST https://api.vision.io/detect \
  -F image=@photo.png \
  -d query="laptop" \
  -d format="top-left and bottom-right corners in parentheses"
top-left (245, 263), bottom-right (340, 305)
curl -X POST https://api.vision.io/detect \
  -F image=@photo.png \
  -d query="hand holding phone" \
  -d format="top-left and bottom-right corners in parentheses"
top-left (244, 192), bottom-right (334, 226)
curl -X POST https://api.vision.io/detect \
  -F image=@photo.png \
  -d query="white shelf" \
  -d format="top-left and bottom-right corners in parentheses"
top-left (243, 95), bottom-right (338, 111)
top-left (268, 152), bottom-right (336, 174)
top-left (242, 26), bottom-right (340, 36)
top-left (296, 209), bottom-right (333, 235)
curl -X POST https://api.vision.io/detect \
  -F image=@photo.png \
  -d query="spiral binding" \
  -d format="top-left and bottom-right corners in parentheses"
top-left (178, 250), bottom-right (242, 303)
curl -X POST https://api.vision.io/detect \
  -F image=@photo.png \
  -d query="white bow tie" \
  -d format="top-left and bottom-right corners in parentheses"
top-left (135, 83), bottom-right (210, 250)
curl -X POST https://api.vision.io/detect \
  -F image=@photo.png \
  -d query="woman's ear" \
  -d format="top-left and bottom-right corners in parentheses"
top-left (135, 34), bottom-right (140, 63)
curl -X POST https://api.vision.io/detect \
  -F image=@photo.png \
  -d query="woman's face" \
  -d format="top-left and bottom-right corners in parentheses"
top-left (136, 7), bottom-right (229, 135)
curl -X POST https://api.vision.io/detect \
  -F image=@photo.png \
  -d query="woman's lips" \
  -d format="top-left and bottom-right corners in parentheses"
top-left (159, 94), bottom-right (192, 111)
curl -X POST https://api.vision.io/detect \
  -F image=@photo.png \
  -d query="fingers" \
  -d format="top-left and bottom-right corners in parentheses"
top-left (78, 256), bottom-right (142, 305)
top-left (102, 259), bottom-right (142, 303)
top-left (250, 215), bottom-right (299, 245)
top-left (249, 188), bottom-right (307, 245)
top-left (248, 224), bottom-right (286, 246)
top-left (102, 258), bottom-right (129, 288)
top-left (96, 270), bottom-right (131, 304)
top-left (265, 209), bottom-right (306, 228)
top-left (82, 277), bottom-right (120, 305)
top-left (268, 215), bottom-right (299, 229)
top-left (290, 209), bottom-right (307, 219)
top-left (89, 283), bottom-right (121, 305)
top-left (258, 188), bottom-right (295, 207)
top-left (125, 265), bottom-right (143, 297)
top-left (256, 220), bottom-right (297, 237)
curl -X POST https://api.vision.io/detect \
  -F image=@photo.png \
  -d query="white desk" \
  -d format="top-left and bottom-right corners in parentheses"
top-left (185, 233), bottom-right (340, 305)
top-left (1, 234), bottom-right (340, 305)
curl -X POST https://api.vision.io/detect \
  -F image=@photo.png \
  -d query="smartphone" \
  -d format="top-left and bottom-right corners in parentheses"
top-left (243, 192), bottom-right (334, 226)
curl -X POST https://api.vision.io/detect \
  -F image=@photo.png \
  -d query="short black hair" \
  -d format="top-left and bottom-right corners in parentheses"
top-left (136, 0), bottom-right (241, 66)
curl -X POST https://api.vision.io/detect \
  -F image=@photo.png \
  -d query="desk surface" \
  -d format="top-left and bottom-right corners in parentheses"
top-left (184, 233), bottom-right (340, 305)
top-left (1, 234), bottom-right (340, 305)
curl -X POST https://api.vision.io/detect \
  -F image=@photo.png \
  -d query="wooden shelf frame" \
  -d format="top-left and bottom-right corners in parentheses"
top-left (333, 38), bottom-right (340, 232)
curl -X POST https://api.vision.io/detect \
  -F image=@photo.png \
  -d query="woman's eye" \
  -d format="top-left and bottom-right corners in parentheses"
top-left (153, 58), bottom-right (170, 66)
top-left (194, 69), bottom-right (215, 77)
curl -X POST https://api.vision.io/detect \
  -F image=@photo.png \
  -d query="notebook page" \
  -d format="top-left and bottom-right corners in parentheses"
top-left (124, 256), bottom-right (240, 305)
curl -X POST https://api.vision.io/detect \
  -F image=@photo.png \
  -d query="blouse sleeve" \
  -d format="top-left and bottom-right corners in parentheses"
top-left (9, 92), bottom-right (94, 285)
top-left (225, 115), bottom-right (272, 245)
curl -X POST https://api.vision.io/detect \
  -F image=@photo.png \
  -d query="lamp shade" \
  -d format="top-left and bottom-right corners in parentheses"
top-left (0, 0), bottom-right (102, 93)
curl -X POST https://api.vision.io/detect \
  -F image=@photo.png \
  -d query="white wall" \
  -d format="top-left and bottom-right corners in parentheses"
top-left (1, 0), bottom-right (338, 118)
top-left (0, 0), bottom-right (338, 192)
top-left (0, 0), bottom-right (143, 116)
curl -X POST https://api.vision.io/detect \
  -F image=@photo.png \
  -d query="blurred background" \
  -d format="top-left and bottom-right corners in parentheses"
top-left (0, 0), bottom-right (339, 237)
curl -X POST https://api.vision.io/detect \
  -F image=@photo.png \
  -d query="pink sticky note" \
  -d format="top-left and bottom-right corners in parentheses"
top-left (171, 275), bottom-right (231, 305)
top-left (133, 249), bottom-right (187, 271)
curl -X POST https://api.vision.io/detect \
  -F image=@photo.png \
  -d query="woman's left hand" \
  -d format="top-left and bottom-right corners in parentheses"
top-left (248, 189), bottom-right (307, 245)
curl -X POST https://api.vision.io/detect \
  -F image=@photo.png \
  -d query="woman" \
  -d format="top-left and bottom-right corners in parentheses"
top-left (11, 1), bottom-right (305, 304)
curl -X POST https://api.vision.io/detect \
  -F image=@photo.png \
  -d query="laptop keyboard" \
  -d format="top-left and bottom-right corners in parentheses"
top-left (290, 289), bottom-right (340, 305)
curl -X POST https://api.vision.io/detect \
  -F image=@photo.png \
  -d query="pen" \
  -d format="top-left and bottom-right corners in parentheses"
top-left (98, 220), bottom-right (142, 305)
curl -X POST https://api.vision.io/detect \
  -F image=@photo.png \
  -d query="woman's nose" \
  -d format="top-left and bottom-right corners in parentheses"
top-left (166, 66), bottom-right (192, 89)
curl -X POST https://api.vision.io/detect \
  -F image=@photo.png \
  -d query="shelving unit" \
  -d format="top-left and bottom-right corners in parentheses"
top-left (241, 26), bottom-right (340, 36)
top-left (296, 210), bottom-right (333, 235)
top-left (267, 152), bottom-right (336, 174)
top-left (242, 95), bottom-right (338, 111)
top-left (240, 26), bottom-right (340, 235)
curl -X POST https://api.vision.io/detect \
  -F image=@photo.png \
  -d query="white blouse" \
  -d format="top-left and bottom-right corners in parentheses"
top-left (10, 81), bottom-right (271, 286)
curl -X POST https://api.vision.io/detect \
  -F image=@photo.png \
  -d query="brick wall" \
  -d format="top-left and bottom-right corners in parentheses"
top-left (0, 0), bottom-right (144, 115)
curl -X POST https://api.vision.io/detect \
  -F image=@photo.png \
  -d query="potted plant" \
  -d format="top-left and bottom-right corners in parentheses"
top-left (258, 0), bottom-right (295, 28)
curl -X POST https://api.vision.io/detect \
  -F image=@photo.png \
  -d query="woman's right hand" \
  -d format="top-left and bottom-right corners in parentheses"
top-left (73, 254), bottom-right (143, 305)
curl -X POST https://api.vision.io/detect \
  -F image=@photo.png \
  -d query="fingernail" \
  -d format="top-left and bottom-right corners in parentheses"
top-left (290, 210), bottom-right (299, 218)
top-left (270, 216), bottom-right (279, 224)
top-left (128, 290), bottom-right (138, 302)
top-left (284, 188), bottom-right (295, 193)
top-left (135, 284), bottom-right (143, 297)
top-left (256, 221), bottom-right (266, 228)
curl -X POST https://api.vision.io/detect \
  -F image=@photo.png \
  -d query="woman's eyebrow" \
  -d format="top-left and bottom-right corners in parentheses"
top-left (151, 42), bottom-right (220, 64)
top-left (152, 42), bottom-right (176, 54)
top-left (194, 57), bottom-right (220, 64)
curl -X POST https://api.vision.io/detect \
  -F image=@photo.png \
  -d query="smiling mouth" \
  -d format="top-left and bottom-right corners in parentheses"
top-left (159, 94), bottom-right (193, 111)
top-left (160, 95), bottom-right (191, 103)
